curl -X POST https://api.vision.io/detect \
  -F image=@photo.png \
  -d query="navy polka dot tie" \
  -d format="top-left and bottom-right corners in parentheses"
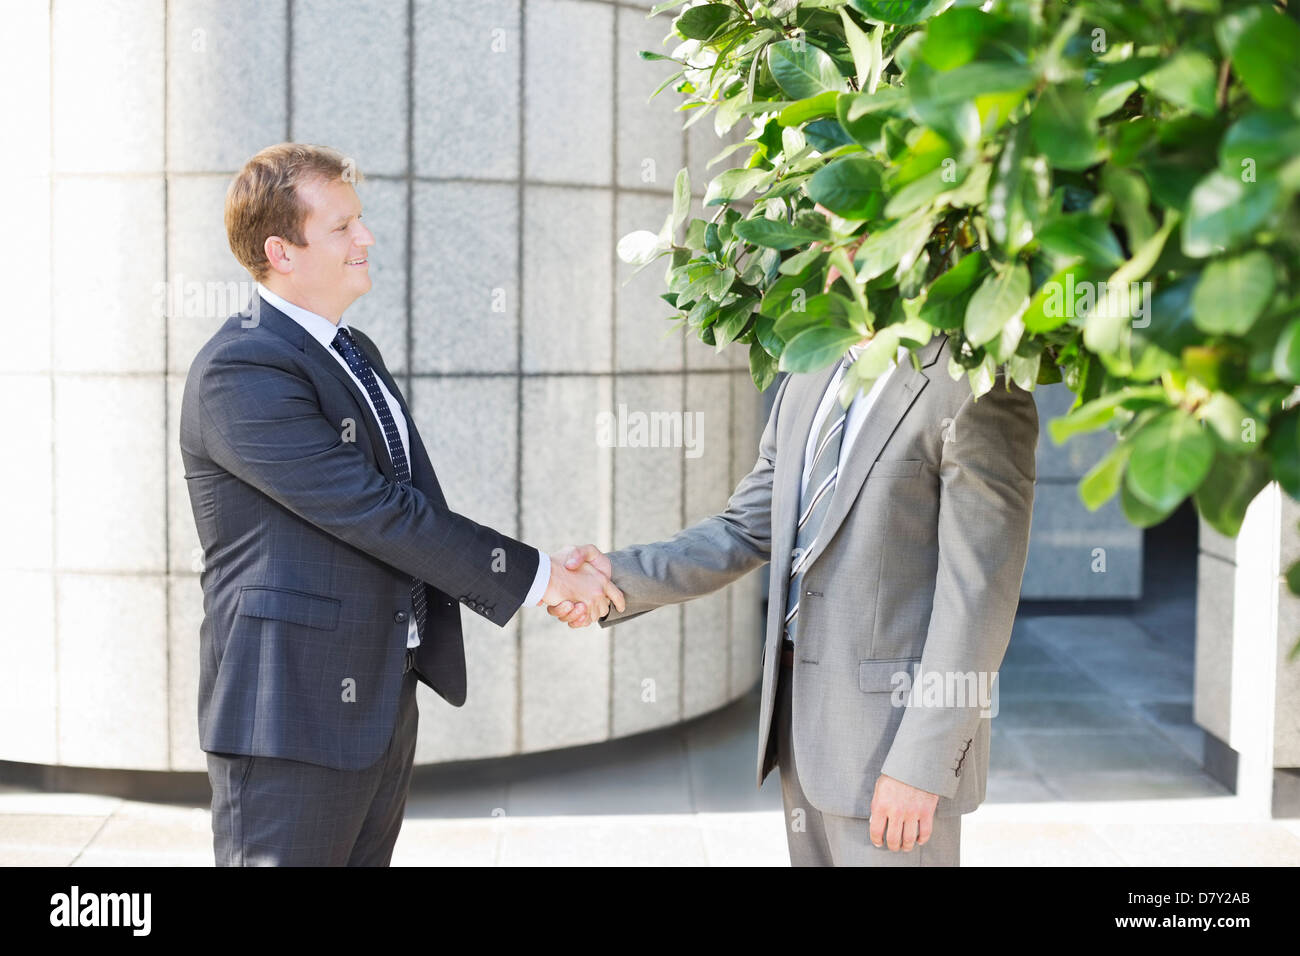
top-left (331, 326), bottom-right (427, 643)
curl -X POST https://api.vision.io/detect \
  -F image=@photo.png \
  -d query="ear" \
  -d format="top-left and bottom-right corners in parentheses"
top-left (264, 235), bottom-right (293, 275)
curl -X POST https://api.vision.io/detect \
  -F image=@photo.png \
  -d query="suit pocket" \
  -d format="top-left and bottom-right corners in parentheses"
top-left (237, 586), bottom-right (341, 631)
top-left (866, 458), bottom-right (923, 478)
top-left (859, 657), bottom-right (921, 693)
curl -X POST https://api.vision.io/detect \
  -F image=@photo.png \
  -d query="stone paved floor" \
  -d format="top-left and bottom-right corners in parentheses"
top-left (3, 613), bottom-right (1298, 866)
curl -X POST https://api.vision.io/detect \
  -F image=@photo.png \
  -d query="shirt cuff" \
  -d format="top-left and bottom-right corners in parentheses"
top-left (524, 549), bottom-right (551, 609)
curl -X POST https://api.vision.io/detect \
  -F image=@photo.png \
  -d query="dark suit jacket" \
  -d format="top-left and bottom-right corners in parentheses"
top-left (179, 295), bottom-right (538, 770)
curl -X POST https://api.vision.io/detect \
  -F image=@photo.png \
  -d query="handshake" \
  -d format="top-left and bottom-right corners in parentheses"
top-left (538, 544), bottom-right (621, 628)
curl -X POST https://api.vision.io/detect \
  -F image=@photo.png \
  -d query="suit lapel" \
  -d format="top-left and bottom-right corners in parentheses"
top-left (246, 296), bottom-right (398, 482)
top-left (797, 332), bottom-right (948, 576)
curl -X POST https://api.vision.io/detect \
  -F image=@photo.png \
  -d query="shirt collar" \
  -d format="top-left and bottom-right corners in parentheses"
top-left (255, 282), bottom-right (349, 351)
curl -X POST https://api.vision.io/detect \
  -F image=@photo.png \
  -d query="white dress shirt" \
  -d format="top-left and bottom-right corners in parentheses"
top-left (799, 342), bottom-right (911, 501)
top-left (255, 284), bottom-right (551, 646)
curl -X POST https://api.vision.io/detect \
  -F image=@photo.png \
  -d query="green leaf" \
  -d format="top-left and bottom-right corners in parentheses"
top-left (1031, 82), bottom-right (1105, 171)
top-left (884, 165), bottom-right (962, 218)
top-left (778, 245), bottom-right (826, 277)
top-left (907, 66), bottom-right (980, 150)
top-left (762, 267), bottom-right (826, 320)
top-left (1215, 5), bottom-right (1300, 109)
top-left (1078, 441), bottom-right (1130, 511)
top-left (1035, 214), bottom-right (1125, 268)
top-left (920, 251), bottom-right (984, 329)
top-left (1120, 478), bottom-right (1177, 528)
top-left (1191, 250), bottom-right (1275, 335)
top-left (849, 0), bottom-right (952, 27)
top-left (733, 217), bottom-right (829, 250)
top-left (777, 90), bottom-right (841, 126)
top-left (1111, 211), bottom-right (1178, 287)
top-left (675, 3), bottom-right (736, 41)
top-left (1007, 349), bottom-right (1041, 392)
top-left (750, 340), bottom-right (779, 391)
top-left (713, 297), bottom-right (759, 347)
top-left (808, 155), bottom-right (886, 219)
top-left (843, 85), bottom-right (909, 122)
top-left (1125, 408), bottom-right (1216, 512)
top-left (1220, 111), bottom-right (1300, 173)
top-left (839, 8), bottom-right (876, 90)
top-left (1269, 407), bottom-right (1300, 498)
top-left (920, 7), bottom-right (995, 71)
top-left (1101, 165), bottom-right (1156, 251)
top-left (1141, 50), bottom-right (1218, 116)
top-left (703, 167), bottom-right (771, 206)
top-left (1023, 263), bottom-right (1101, 334)
top-left (1274, 319), bottom-right (1300, 382)
top-left (968, 351), bottom-right (997, 398)
top-left (768, 40), bottom-right (844, 100)
top-left (1200, 392), bottom-right (1267, 453)
top-left (1049, 387), bottom-right (1166, 444)
top-left (854, 209), bottom-right (933, 281)
top-left (803, 118), bottom-right (856, 152)
top-left (1181, 171), bottom-right (1280, 258)
top-left (776, 291), bottom-right (855, 337)
top-left (964, 263), bottom-right (1029, 348)
top-left (835, 93), bottom-right (889, 148)
top-left (780, 326), bottom-right (862, 373)
top-left (672, 168), bottom-right (690, 230)
top-left (988, 121), bottom-right (1043, 254)
top-left (917, 61), bottom-right (1035, 107)
top-left (754, 311), bottom-right (782, 357)
top-left (1194, 452), bottom-right (1271, 537)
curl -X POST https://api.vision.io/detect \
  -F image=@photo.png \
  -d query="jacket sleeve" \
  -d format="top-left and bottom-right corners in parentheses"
top-left (599, 374), bottom-right (793, 628)
top-left (879, 372), bottom-right (1038, 798)
top-left (195, 337), bottom-right (539, 624)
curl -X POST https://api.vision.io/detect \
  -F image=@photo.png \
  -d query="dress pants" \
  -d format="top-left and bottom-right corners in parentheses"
top-left (775, 652), bottom-right (961, 867)
top-left (206, 665), bottom-right (419, 866)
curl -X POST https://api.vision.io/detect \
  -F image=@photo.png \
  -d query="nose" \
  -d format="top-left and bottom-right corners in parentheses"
top-left (356, 222), bottom-right (375, 247)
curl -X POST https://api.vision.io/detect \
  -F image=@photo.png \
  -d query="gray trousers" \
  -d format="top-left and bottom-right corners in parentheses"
top-left (206, 666), bottom-right (419, 866)
top-left (775, 660), bottom-right (962, 866)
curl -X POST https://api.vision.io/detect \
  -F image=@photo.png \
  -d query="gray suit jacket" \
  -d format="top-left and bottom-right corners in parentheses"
top-left (180, 296), bottom-right (538, 771)
top-left (600, 332), bottom-right (1038, 818)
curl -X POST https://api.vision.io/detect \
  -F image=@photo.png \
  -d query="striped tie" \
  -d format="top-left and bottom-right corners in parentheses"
top-left (784, 357), bottom-right (850, 646)
top-left (331, 326), bottom-right (428, 644)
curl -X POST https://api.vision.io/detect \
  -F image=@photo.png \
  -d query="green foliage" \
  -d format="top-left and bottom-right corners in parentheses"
top-left (623, 0), bottom-right (1300, 588)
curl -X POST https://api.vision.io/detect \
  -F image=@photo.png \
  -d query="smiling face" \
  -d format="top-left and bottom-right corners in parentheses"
top-left (261, 175), bottom-right (374, 322)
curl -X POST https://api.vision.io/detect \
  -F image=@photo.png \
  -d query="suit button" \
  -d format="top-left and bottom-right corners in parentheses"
top-left (476, 603), bottom-right (485, 613)
top-left (394, 610), bottom-right (408, 623)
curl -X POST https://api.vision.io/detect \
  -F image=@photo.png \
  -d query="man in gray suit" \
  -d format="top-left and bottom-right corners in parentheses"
top-left (550, 330), bottom-right (1038, 866)
top-left (180, 143), bottom-right (622, 865)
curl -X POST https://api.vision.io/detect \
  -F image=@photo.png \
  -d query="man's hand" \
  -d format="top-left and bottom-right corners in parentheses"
top-left (545, 544), bottom-right (615, 628)
top-left (869, 773), bottom-right (940, 852)
top-left (539, 544), bottom-right (623, 625)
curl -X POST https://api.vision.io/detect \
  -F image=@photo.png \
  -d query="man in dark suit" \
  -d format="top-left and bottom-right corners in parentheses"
top-left (180, 143), bottom-right (622, 866)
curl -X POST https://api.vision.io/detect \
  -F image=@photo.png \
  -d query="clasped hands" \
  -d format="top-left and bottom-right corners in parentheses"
top-left (538, 544), bottom-right (622, 627)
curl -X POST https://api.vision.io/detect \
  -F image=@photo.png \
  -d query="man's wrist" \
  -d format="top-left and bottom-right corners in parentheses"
top-left (526, 549), bottom-right (551, 607)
